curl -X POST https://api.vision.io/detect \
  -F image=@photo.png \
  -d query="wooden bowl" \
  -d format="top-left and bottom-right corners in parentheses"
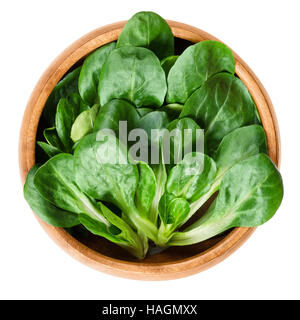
top-left (19, 20), bottom-right (281, 280)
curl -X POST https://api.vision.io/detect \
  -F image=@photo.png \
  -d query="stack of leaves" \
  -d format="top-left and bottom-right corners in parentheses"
top-left (24, 11), bottom-right (283, 259)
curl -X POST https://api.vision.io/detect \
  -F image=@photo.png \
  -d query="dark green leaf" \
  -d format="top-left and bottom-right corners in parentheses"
top-left (74, 132), bottom-right (158, 241)
top-left (55, 93), bottom-right (86, 152)
top-left (157, 193), bottom-right (190, 245)
top-left (98, 46), bottom-right (167, 108)
top-left (79, 202), bottom-right (145, 259)
top-left (180, 73), bottom-right (255, 155)
top-left (138, 110), bottom-right (170, 144)
top-left (214, 125), bottom-right (267, 175)
top-left (24, 165), bottom-right (79, 227)
top-left (74, 132), bottom-right (138, 208)
top-left (79, 42), bottom-right (116, 105)
top-left (165, 117), bottom-right (203, 166)
top-left (43, 127), bottom-right (64, 150)
top-left (43, 67), bottom-right (81, 126)
top-left (158, 194), bottom-right (189, 226)
top-left (93, 99), bottom-right (139, 136)
top-left (161, 55), bottom-right (178, 76)
top-left (117, 11), bottom-right (174, 60)
top-left (37, 141), bottom-right (62, 158)
top-left (170, 154), bottom-right (283, 245)
top-left (137, 108), bottom-right (153, 117)
top-left (166, 152), bottom-right (217, 202)
top-left (167, 40), bottom-right (235, 104)
top-left (34, 154), bottom-right (108, 227)
top-left (188, 125), bottom-right (268, 219)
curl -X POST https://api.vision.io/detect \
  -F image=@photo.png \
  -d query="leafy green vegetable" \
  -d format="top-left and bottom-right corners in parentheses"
top-left (117, 11), bottom-right (174, 60)
top-left (55, 93), bottom-right (87, 152)
top-left (148, 146), bottom-right (167, 226)
top-left (79, 42), bottom-right (116, 105)
top-left (161, 55), bottom-right (178, 76)
top-left (71, 104), bottom-right (99, 142)
top-left (74, 132), bottom-right (138, 206)
top-left (170, 154), bottom-right (283, 245)
top-left (157, 193), bottom-right (190, 245)
top-left (24, 165), bottom-right (79, 227)
top-left (24, 11), bottom-right (283, 259)
top-left (162, 103), bottom-right (183, 114)
top-left (165, 117), bottom-right (203, 166)
top-left (166, 152), bottom-right (217, 202)
top-left (33, 153), bottom-right (145, 257)
top-left (43, 127), bottom-right (64, 150)
top-left (186, 125), bottom-right (268, 224)
top-left (98, 46), bottom-right (167, 108)
top-left (135, 162), bottom-right (157, 222)
top-left (93, 99), bottom-right (139, 135)
top-left (78, 202), bottom-right (145, 259)
top-left (34, 154), bottom-right (103, 215)
top-left (138, 110), bottom-right (170, 145)
top-left (74, 132), bottom-right (158, 241)
top-left (167, 40), bottom-right (235, 104)
top-left (214, 125), bottom-right (267, 175)
top-left (37, 141), bottom-right (62, 158)
top-left (180, 73), bottom-right (256, 155)
top-left (43, 67), bottom-right (81, 126)
top-left (137, 108), bottom-right (153, 117)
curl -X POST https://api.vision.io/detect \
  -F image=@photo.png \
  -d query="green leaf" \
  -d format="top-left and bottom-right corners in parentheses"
top-left (158, 192), bottom-right (176, 225)
top-left (162, 103), bottom-right (183, 113)
top-left (170, 154), bottom-right (283, 246)
top-left (165, 117), bottom-right (203, 166)
top-left (24, 165), bottom-right (79, 227)
top-left (167, 40), bottom-right (235, 104)
top-left (159, 194), bottom-right (190, 226)
top-left (43, 127), bottom-right (64, 150)
top-left (180, 73), bottom-right (255, 155)
top-left (214, 125), bottom-right (267, 176)
top-left (79, 201), bottom-right (145, 259)
top-left (93, 99), bottom-right (139, 135)
top-left (148, 143), bottom-right (167, 226)
top-left (70, 104), bottom-right (100, 142)
top-left (79, 213), bottom-right (123, 241)
top-left (74, 132), bottom-right (138, 208)
top-left (79, 42), bottom-right (116, 105)
top-left (74, 132), bottom-right (158, 242)
top-left (161, 55), bottom-right (178, 76)
top-left (37, 141), bottom-right (62, 158)
top-left (117, 11), bottom-right (174, 60)
top-left (137, 108), bottom-right (153, 117)
top-left (93, 100), bottom-right (170, 163)
top-left (34, 154), bottom-right (108, 228)
top-left (98, 46), bottom-right (167, 108)
top-left (55, 93), bottom-right (87, 152)
top-left (188, 125), bottom-right (268, 219)
top-left (32, 154), bottom-right (145, 257)
top-left (157, 194), bottom-right (190, 245)
top-left (43, 67), bottom-right (81, 126)
top-left (166, 152), bottom-right (217, 202)
top-left (135, 162), bottom-right (156, 220)
top-left (138, 110), bottom-right (170, 144)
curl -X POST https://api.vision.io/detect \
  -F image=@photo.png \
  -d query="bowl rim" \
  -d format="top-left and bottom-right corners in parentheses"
top-left (19, 20), bottom-right (281, 280)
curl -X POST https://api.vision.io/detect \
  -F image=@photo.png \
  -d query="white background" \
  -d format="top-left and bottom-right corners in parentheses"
top-left (0, 0), bottom-right (299, 300)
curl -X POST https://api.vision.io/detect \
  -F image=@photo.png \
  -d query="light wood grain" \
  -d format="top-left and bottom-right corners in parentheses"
top-left (19, 20), bottom-right (281, 280)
